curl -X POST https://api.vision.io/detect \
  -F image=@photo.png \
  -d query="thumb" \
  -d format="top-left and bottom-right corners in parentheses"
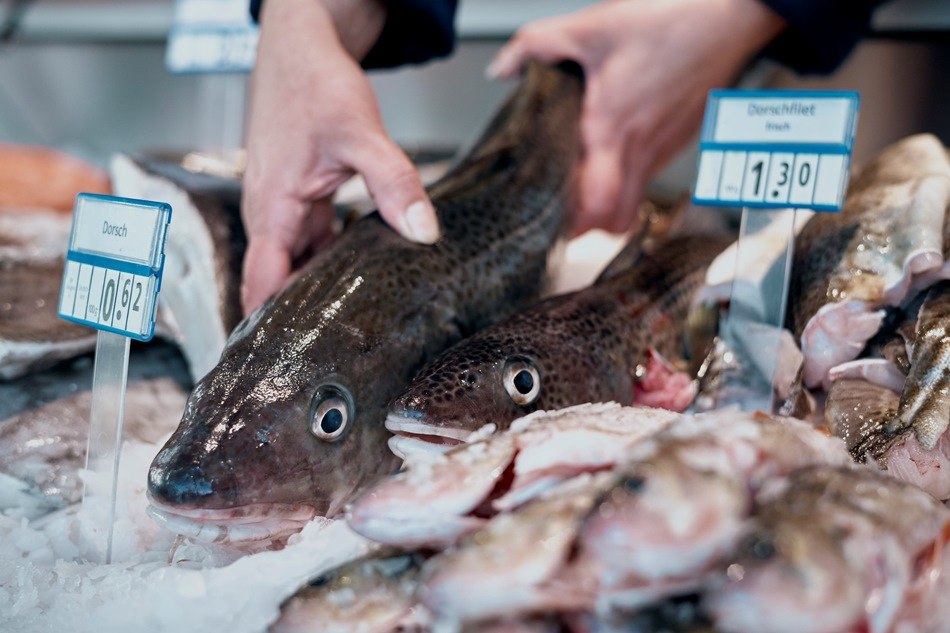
top-left (241, 234), bottom-right (293, 316)
top-left (352, 138), bottom-right (440, 244)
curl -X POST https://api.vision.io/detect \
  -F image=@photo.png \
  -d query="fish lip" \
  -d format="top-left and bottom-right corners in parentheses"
top-left (388, 435), bottom-right (456, 461)
top-left (385, 412), bottom-right (472, 443)
top-left (146, 496), bottom-right (318, 543)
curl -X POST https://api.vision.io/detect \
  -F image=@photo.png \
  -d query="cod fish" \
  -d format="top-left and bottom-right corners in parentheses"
top-left (386, 234), bottom-right (730, 459)
top-left (789, 134), bottom-right (950, 389)
top-left (0, 341), bottom-right (191, 518)
top-left (573, 411), bottom-right (850, 613)
top-left (271, 551), bottom-right (428, 633)
top-left (890, 281), bottom-right (950, 449)
top-left (0, 210), bottom-right (96, 379)
top-left (111, 154), bottom-right (247, 381)
top-left (706, 465), bottom-right (950, 633)
top-left (147, 62), bottom-right (584, 544)
top-left (346, 402), bottom-right (676, 548)
top-left (419, 472), bottom-right (613, 624)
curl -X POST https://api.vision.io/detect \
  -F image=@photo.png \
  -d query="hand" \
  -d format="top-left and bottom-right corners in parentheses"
top-left (488, 0), bottom-right (785, 235)
top-left (241, 0), bottom-right (440, 315)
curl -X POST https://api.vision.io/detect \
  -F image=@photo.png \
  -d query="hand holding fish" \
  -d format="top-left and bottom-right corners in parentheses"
top-left (241, 0), bottom-right (440, 315)
top-left (488, 0), bottom-right (785, 235)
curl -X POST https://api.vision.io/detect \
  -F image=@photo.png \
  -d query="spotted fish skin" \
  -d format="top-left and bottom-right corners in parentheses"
top-left (146, 63), bottom-right (583, 530)
top-left (893, 281), bottom-right (950, 449)
top-left (389, 235), bottom-right (731, 441)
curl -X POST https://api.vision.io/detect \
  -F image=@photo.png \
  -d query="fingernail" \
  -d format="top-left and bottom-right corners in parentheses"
top-left (485, 58), bottom-right (503, 80)
top-left (404, 201), bottom-right (441, 244)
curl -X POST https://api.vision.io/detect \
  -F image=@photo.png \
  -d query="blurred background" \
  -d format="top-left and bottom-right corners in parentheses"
top-left (0, 0), bottom-right (947, 198)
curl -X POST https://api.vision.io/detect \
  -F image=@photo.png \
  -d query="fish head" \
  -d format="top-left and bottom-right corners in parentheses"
top-left (147, 275), bottom-right (405, 543)
top-left (706, 516), bottom-right (865, 633)
top-left (580, 443), bottom-right (748, 581)
top-left (387, 324), bottom-right (614, 459)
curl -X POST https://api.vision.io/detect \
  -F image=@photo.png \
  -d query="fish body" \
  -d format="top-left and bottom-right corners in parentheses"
top-left (0, 210), bottom-right (95, 379)
top-left (706, 465), bottom-right (950, 633)
top-left (0, 342), bottom-right (191, 518)
top-left (419, 473), bottom-right (611, 624)
top-left (147, 63), bottom-right (583, 543)
top-left (346, 402), bottom-right (676, 548)
top-left (271, 551), bottom-right (427, 633)
top-left (575, 412), bottom-right (849, 612)
top-left (891, 281), bottom-right (950, 448)
top-left (789, 134), bottom-right (950, 389)
top-left (387, 235), bottom-right (729, 458)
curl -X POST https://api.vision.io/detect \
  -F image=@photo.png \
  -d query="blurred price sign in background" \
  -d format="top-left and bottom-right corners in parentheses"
top-left (691, 90), bottom-right (860, 413)
top-left (165, 0), bottom-right (258, 74)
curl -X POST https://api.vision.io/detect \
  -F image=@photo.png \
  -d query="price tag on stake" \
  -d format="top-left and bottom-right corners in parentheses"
top-left (58, 194), bottom-right (171, 341)
top-left (693, 90), bottom-right (859, 211)
top-left (57, 193), bottom-right (172, 564)
top-left (691, 90), bottom-right (860, 414)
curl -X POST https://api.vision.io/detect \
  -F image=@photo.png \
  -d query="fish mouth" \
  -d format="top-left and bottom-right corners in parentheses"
top-left (385, 412), bottom-right (469, 460)
top-left (146, 497), bottom-right (318, 544)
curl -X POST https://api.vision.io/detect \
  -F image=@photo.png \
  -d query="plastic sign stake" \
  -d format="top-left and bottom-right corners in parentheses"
top-left (692, 90), bottom-right (859, 412)
top-left (58, 193), bottom-right (171, 563)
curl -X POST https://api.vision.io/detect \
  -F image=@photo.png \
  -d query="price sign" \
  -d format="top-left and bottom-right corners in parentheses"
top-left (692, 90), bottom-right (860, 211)
top-left (166, 0), bottom-right (259, 73)
top-left (58, 194), bottom-right (172, 341)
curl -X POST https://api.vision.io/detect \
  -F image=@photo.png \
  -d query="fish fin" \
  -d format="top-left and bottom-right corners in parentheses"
top-left (595, 198), bottom-right (685, 282)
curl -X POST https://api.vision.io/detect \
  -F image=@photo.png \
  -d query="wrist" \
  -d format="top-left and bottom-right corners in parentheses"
top-left (259, 0), bottom-right (385, 61)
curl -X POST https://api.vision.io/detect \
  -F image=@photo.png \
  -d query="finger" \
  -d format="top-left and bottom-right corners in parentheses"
top-left (572, 143), bottom-right (625, 236)
top-left (241, 234), bottom-right (293, 315)
top-left (291, 197), bottom-right (336, 264)
top-left (609, 146), bottom-right (652, 234)
top-left (350, 138), bottom-right (440, 244)
top-left (487, 18), bottom-right (584, 79)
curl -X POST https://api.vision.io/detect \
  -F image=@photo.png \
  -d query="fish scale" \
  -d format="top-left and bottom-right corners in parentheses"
top-left (146, 62), bottom-right (584, 543)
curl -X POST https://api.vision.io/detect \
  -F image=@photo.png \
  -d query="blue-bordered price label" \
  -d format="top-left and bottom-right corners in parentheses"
top-left (57, 194), bottom-right (172, 342)
top-left (692, 90), bottom-right (860, 212)
top-left (165, 0), bottom-right (259, 73)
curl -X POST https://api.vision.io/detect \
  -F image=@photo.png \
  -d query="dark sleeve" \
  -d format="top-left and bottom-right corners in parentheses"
top-left (758, 0), bottom-right (891, 74)
top-left (249, 0), bottom-right (459, 70)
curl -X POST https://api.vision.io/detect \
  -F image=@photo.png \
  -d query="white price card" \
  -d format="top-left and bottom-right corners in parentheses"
top-left (57, 194), bottom-right (172, 342)
top-left (166, 0), bottom-right (259, 74)
top-left (692, 90), bottom-right (860, 212)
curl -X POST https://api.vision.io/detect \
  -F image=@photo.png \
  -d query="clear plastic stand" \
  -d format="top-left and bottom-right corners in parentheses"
top-left (715, 207), bottom-right (797, 413)
top-left (81, 330), bottom-right (131, 564)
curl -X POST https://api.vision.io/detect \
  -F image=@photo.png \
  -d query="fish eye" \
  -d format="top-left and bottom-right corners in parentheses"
top-left (503, 357), bottom-right (541, 406)
top-left (309, 385), bottom-right (353, 442)
top-left (742, 534), bottom-right (777, 561)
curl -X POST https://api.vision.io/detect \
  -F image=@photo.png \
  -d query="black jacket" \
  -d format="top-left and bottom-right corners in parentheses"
top-left (250, 0), bottom-right (888, 74)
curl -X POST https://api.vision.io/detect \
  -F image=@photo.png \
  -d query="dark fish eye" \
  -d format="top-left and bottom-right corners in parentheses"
top-left (503, 357), bottom-right (541, 406)
top-left (743, 534), bottom-right (777, 560)
top-left (621, 475), bottom-right (647, 493)
top-left (309, 385), bottom-right (353, 442)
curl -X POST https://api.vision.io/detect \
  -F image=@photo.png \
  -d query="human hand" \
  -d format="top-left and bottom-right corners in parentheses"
top-left (488, 0), bottom-right (785, 235)
top-left (241, 0), bottom-right (440, 315)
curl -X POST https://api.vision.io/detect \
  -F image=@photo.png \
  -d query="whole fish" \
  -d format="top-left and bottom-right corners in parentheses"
top-left (0, 210), bottom-right (96, 379)
top-left (386, 235), bottom-right (729, 459)
top-left (271, 551), bottom-right (428, 633)
top-left (889, 281), bottom-right (950, 448)
top-left (147, 63), bottom-right (583, 544)
top-left (0, 342), bottom-right (191, 518)
top-left (706, 465), bottom-right (950, 633)
top-left (788, 134), bottom-right (950, 389)
top-left (419, 473), bottom-right (612, 624)
top-left (573, 412), bottom-right (849, 613)
top-left (346, 402), bottom-right (676, 548)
